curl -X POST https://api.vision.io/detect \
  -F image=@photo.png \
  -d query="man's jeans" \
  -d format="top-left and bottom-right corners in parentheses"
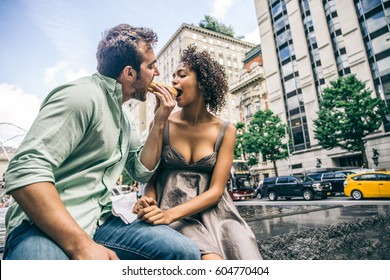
top-left (3, 216), bottom-right (200, 260)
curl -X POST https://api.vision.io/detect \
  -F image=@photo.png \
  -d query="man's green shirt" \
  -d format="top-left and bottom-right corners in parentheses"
top-left (5, 73), bottom-right (158, 237)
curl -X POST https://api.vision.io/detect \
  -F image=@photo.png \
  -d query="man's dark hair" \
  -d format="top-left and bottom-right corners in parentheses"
top-left (96, 24), bottom-right (158, 79)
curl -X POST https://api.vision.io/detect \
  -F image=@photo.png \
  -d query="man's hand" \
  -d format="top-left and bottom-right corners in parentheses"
top-left (137, 205), bottom-right (174, 225)
top-left (69, 239), bottom-right (119, 260)
top-left (132, 196), bottom-right (156, 214)
top-left (151, 84), bottom-right (176, 127)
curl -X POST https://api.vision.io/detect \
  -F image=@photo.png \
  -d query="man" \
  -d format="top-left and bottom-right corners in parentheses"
top-left (3, 24), bottom-right (200, 260)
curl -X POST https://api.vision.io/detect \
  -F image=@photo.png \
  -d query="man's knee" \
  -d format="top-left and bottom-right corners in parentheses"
top-left (4, 223), bottom-right (69, 260)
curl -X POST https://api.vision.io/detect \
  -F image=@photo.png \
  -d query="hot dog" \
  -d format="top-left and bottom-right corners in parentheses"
top-left (147, 81), bottom-right (178, 97)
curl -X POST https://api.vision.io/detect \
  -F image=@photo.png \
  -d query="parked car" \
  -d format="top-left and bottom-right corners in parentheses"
top-left (226, 175), bottom-right (255, 201)
top-left (261, 176), bottom-right (332, 201)
top-left (228, 188), bottom-right (255, 201)
top-left (306, 172), bottom-right (346, 196)
top-left (344, 171), bottom-right (390, 200)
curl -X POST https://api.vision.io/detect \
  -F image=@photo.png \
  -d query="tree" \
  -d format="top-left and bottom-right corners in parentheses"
top-left (241, 110), bottom-right (289, 176)
top-left (199, 15), bottom-right (235, 37)
top-left (234, 122), bottom-right (246, 160)
top-left (313, 75), bottom-right (389, 167)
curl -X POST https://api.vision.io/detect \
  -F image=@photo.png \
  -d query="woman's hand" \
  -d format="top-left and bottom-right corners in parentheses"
top-left (132, 196), bottom-right (156, 214)
top-left (137, 205), bottom-right (174, 225)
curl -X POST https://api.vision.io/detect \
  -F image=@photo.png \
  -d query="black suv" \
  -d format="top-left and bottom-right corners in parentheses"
top-left (261, 176), bottom-right (332, 201)
top-left (306, 172), bottom-right (346, 195)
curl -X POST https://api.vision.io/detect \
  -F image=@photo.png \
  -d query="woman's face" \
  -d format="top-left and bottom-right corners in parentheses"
top-left (171, 62), bottom-right (201, 108)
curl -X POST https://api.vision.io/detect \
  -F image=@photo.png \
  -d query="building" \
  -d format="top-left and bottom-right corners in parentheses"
top-left (229, 45), bottom-right (275, 181)
top-left (128, 23), bottom-right (256, 141)
top-left (230, 45), bottom-right (268, 123)
top-left (254, 0), bottom-right (390, 175)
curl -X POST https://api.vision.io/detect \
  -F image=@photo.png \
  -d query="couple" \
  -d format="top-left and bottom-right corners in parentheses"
top-left (3, 24), bottom-right (261, 260)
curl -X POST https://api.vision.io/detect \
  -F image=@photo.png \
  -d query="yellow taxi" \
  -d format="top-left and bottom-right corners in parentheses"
top-left (344, 171), bottom-right (390, 200)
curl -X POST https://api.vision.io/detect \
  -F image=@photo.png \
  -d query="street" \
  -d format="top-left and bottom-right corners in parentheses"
top-left (234, 195), bottom-right (390, 207)
top-left (233, 195), bottom-right (390, 241)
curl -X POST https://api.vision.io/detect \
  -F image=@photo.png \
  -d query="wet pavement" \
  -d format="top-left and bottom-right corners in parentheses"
top-left (236, 204), bottom-right (390, 240)
top-left (236, 204), bottom-right (390, 260)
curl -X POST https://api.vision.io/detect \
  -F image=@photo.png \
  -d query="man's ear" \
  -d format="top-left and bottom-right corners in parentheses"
top-left (123, 65), bottom-right (135, 80)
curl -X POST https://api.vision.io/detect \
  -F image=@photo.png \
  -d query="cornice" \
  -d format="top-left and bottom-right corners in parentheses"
top-left (157, 23), bottom-right (256, 58)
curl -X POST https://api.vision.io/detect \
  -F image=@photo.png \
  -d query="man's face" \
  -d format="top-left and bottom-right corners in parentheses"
top-left (128, 44), bottom-right (160, 102)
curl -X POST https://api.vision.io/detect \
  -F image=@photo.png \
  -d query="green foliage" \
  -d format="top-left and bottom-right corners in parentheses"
top-left (240, 110), bottom-right (289, 172)
top-left (199, 15), bottom-right (235, 37)
top-left (314, 75), bottom-right (389, 154)
top-left (314, 75), bottom-right (389, 167)
top-left (234, 122), bottom-right (245, 159)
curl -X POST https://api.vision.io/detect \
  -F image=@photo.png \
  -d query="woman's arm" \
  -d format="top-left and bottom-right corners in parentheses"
top-left (138, 123), bottom-right (236, 225)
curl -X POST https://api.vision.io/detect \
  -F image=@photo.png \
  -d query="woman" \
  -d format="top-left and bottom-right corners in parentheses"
top-left (134, 45), bottom-right (262, 260)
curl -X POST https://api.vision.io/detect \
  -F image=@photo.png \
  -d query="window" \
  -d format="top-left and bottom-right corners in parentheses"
top-left (284, 78), bottom-right (298, 93)
top-left (276, 30), bottom-right (290, 46)
top-left (282, 62), bottom-right (294, 77)
top-left (293, 129), bottom-right (305, 145)
top-left (308, 173), bottom-right (321, 180)
top-left (378, 174), bottom-right (390, 181)
top-left (288, 177), bottom-right (298, 183)
top-left (274, 16), bottom-right (287, 32)
top-left (377, 56), bottom-right (390, 76)
top-left (366, 11), bottom-right (387, 34)
top-left (287, 97), bottom-right (300, 110)
top-left (272, 2), bottom-right (283, 16)
top-left (264, 177), bottom-right (276, 184)
top-left (361, 0), bottom-right (381, 13)
top-left (279, 45), bottom-right (291, 61)
top-left (354, 174), bottom-right (377, 181)
top-left (371, 34), bottom-right (390, 54)
top-left (323, 173), bottom-right (335, 179)
top-left (277, 177), bottom-right (289, 184)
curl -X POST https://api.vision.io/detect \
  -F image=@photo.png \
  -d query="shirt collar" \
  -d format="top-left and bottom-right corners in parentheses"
top-left (94, 72), bottom-right (123, 105)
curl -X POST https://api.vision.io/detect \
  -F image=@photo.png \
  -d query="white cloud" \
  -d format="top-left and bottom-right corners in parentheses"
top-left (0, 83), bottom-right (42, 146)
top-left (43, 60), bottom-right (90, 89)
top-left (211, 0), bottom-right (235, 19)
top-left (243, 27), bottom-right (261, 45)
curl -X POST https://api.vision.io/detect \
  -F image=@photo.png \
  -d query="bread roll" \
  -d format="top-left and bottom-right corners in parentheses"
top-left (147, 81), bottom-right (178, 97)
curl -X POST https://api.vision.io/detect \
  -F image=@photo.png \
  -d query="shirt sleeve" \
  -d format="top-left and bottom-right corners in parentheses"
top-left (5, 84), bottom-right (96, 193)
top-left (123, 126), bottom-right (160, 183)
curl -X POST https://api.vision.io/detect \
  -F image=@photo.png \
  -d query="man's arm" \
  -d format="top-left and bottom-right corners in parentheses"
top-left (10, 182), bottom-right (118, 260)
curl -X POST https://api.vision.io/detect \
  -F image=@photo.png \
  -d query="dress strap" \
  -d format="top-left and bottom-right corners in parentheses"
top-left (214, 121), bottom-right (229, 152)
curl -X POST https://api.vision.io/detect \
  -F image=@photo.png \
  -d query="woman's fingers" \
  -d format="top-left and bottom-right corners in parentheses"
top-left (138, 205), bottom-right (165, 223)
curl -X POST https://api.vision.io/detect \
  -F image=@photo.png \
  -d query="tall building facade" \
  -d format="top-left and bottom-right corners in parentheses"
top-left (127, 23), bottom-right (256, 142)
top-left (230, 45), bottom-right (268, 124)
top-left (229, 45), bottom-right (275, 180)
top-left (254, 0), bottom-right (390, 174)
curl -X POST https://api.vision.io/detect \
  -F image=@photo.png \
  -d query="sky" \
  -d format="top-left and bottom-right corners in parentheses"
top-left (0, 0), bottom-right (260, 147)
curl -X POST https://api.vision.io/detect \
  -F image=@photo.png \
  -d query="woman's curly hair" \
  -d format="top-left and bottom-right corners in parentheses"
top-left (180, 45), bottom-right (228, 114)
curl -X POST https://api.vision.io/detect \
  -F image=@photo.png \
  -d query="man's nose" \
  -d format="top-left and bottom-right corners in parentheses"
top-left (154, 66), bottom-right (160, 76)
